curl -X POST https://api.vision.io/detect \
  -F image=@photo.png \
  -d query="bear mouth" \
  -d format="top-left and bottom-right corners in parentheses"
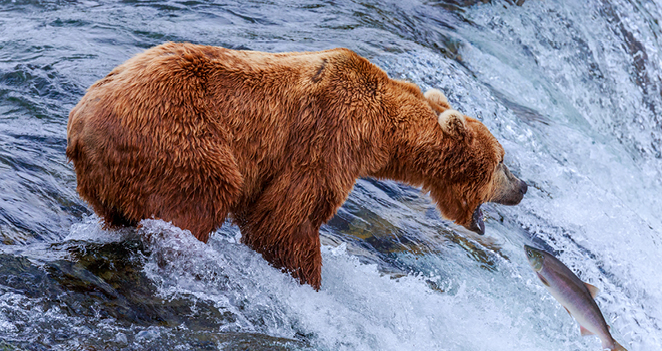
top-left (467, 205), bottom-right (485, 235)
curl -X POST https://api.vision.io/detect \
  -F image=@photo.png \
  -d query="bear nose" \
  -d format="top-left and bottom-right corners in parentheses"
top-left (519, 180), bottom-right (528, 195)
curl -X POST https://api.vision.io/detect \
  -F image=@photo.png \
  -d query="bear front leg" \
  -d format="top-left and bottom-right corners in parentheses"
top-left (234, 175), bottom-right (334, 290)
top-left (264, 218), bottom-right (322, 289)
top-left (237, 207), bottom-right (324, 290)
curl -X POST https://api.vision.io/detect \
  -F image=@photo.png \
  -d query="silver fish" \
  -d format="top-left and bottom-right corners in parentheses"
top-left (525, 245), bottom-right (627, 351)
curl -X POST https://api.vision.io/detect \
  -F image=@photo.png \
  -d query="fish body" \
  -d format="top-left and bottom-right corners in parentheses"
top-left (524, 245), bottom-right (627, 351)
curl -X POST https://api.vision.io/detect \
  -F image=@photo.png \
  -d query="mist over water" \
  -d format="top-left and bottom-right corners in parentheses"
top-left (1, 0), bottom-right (661, 350)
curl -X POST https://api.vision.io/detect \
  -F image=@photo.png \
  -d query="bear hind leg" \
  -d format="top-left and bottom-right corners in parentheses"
top-left (151, 144), bottom-right (244, 242)
top-left (101, 205), bottom-right (137, 228)
top-left (79, 187), bottom-right (137, 229)
top-left (153, 177), bottom-right (242, 243)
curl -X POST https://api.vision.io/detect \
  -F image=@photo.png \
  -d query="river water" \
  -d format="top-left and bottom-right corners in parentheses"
top-left (1, 0), bottom-right (661, 350)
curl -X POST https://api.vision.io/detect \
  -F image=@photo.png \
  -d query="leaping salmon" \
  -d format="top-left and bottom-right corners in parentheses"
top-left (524, 245), bottom-right (627, 351)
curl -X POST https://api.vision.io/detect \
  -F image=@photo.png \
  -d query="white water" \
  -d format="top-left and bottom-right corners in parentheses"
top-left (2, 0), bottom-right (662, 350)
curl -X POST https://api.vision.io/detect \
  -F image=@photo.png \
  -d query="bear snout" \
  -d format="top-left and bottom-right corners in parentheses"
top-left (496, 178), bottom-right (527, 206)
top-left (490, 164), bottom-right (527, 206)
top-left (519, 179), bottom-right (528, 196)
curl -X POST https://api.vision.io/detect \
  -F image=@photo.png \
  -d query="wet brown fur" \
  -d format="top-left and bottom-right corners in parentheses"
top-left (67, 42), bottom-right (512, 289)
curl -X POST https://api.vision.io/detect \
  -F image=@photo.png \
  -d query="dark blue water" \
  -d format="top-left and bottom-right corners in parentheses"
top-left (1, 0), bottom-right (661, 350)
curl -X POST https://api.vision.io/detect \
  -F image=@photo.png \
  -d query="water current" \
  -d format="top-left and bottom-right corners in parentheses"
top-left (1, 0), bottom-right (661, 350)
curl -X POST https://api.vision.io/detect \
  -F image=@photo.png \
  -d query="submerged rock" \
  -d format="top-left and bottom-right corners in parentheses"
top-left (0, 240), bottom-right (310, 350)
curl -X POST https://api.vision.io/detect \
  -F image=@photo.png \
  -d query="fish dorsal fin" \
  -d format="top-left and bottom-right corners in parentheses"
top-left (563, 306), bottom-right (571, 316)
top-left (580, 325), bottom-right (594, 336)
top-left (585, 282), bottom-right (599, 298)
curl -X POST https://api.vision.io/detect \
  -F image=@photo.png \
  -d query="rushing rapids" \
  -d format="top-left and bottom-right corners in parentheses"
top-left (1, 1), bottom-right (661, 350)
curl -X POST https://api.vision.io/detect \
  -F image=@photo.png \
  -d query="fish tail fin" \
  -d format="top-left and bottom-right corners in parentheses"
top-left (612, 340), bottom-right (627, 351)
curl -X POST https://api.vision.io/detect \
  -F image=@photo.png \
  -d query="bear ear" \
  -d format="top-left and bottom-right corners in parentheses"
top-left (424, 89), bottom-right (451, 110)
top-left (438, 109), bottom-right (468, 138)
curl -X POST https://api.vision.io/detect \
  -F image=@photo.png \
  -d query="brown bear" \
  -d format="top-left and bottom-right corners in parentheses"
top-left (67, 42), bottom-right (527, 290)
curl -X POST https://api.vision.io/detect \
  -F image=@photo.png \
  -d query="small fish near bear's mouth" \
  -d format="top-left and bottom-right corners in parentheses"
top-left (466, 205), bottom-right (485, 235)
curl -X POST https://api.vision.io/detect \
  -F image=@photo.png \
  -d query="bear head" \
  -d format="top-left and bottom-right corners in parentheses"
top-left (422, 89), bottom-right (527, 235)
